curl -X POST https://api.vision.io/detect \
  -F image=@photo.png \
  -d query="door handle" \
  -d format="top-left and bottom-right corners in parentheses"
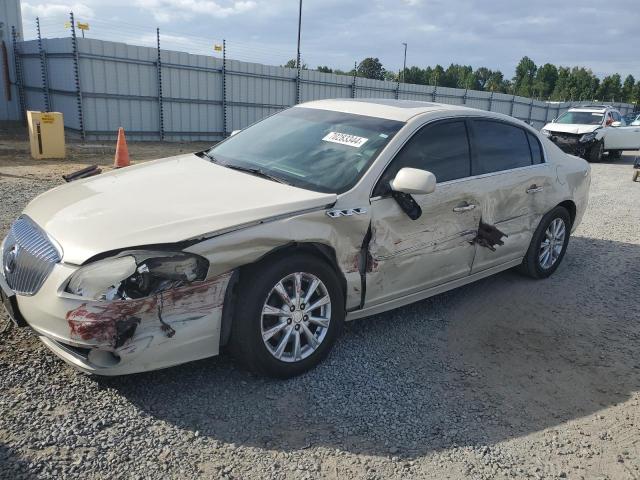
top-left (453, 203), bottom-right (476, 213)
top-left (526, 185), bottom-right (544, 194)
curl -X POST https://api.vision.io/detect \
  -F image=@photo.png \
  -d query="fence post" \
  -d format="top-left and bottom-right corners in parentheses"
top-left (509, 94), bottom-right (516, 117)
top-left (295, 49), bottom-right (301, 104)
top-left (463, 88), bottom-right (468, 105)
top-left (36, 17), bottom-right (50, 112)
top-left (69, 12), bottom-right (85, 140)
top-left (545, 102), bottom-right (550, 122)
top-left (156, 28), bottom-right (164, 141)
top-left (527, 99), bottom-right (533, 124)
top-left (395, 76), bottom-right (400, 100)
top-left (351, 61), bottom-right (357, 98)
top-left (488, 91), bottom-right (494, 112)
top-left (222, 39), bottom-right (227, 138)
top-left (432, 85), bottom-right (437, 102)
top-left (11, 26), bottom-right (26, 123)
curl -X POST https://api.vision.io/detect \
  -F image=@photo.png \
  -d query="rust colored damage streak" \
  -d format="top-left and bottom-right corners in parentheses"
top-left (66, 274), bottom-right (230, 348)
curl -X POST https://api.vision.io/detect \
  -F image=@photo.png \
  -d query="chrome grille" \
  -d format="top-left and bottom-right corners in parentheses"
top-left (1, 216), bottom-right (62, 296)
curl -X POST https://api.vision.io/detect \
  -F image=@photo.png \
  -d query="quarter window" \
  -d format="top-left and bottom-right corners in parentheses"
top-left (526, 132), bottom-right (544, 164)
top-left (373, 120), bottom-right (471, 196)
top-left (471, 120), bottom-right (532, 175)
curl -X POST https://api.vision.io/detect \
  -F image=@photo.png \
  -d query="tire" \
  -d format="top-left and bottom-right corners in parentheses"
top-left (633, 170), bottom-right (640, 182)
top-left (518, 206), bottom-right (571, 279)
top-left (608, 150), bottom-right (622, 159)
top-left (587, 141), bottom-right (604, 163)
top-left (229, 253), bottom-right (344, 378)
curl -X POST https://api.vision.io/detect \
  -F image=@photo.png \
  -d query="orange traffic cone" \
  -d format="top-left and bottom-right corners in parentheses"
top-left (114, 127), bottom-right (130, 168)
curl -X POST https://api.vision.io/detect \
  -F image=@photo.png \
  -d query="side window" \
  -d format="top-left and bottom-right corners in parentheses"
top-left (471, 120), bottom-right (532, 175)
top-left (612, 111), bottom-right (621, 122)
top-left (373, 120), bottom-right (471, 196)
top-left (526, 132), bottom-right (544, 164)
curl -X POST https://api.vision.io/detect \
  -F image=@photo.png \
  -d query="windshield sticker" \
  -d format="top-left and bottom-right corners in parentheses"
top-left (323, 132), bottom-right (368, 148)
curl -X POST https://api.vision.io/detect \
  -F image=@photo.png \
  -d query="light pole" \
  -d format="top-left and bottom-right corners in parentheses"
top-left (401, 42), bottom-right (407, 83)
top-left (296, 0), bottom-right (302, 69)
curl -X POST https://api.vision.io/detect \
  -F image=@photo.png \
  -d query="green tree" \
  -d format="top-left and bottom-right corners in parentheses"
top-left (401, 66), bottom-right (427, 84)
top-left (534, 63), bottom-right (558, 99)
top-left (486, 70), bottom-right (506, 92)
top-left (316, 66), bottom-right (333, 73)
top-left (475, 67), bottom-right (492, 90)
top-left (283, 58), bottom-right (307, 69)
top-left (429, 65), bottom-right (445, 86)
top-left (357, 57), bottom-right (385, 80)
top-left (622, 75), bottom-right (636, 103)
top-left (596, 74), bottom-right (622, 101)
top-left (513, 56), bottom-right (537, 97)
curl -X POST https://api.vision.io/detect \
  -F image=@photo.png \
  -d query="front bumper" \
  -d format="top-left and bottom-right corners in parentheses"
top-left (547, 133), bottom-right (589, 156)
top-left (8, 262), bottom-right (231, 375)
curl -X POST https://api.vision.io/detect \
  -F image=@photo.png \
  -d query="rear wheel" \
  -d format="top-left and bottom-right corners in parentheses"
top-left (229, 253), bottom-right (344, 378)
top-left (588, 141), bottom-right (604, 162)
top-left (518, 206), bottom-right (571, 279)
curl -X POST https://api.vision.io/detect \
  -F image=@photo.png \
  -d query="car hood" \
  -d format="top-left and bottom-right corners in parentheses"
top-left (542, 123), bottom-right (600, 135)
top-left (24, 154), bottom-right (337, 265)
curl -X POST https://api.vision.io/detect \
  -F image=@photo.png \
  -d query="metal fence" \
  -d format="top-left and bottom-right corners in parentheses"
top-left (10, 23), bottom-right (637, 142)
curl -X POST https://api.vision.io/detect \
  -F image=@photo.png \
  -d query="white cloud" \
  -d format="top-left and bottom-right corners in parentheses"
top-left (134, 0), bottom-right (257, 22)
top-left (22, 2), bottom-right (95, 20)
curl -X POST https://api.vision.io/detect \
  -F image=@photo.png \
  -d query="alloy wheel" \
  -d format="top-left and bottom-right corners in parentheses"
top-left (538, 218), bottom-right (566, 269)
top-left (260, 272), bottom-right (331, 363)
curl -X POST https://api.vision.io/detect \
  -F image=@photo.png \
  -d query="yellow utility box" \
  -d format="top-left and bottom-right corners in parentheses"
top-left (27, 111), bottom-right (66, 159)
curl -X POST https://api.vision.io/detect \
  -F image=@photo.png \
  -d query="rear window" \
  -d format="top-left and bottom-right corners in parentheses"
top-left (471, 120), bottom-right (533, 175)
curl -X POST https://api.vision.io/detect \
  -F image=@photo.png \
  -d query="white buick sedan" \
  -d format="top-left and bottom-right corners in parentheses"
top-left (1, 100), bottom-right (590, 377)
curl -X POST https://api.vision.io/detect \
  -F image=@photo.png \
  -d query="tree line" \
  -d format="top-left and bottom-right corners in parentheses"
top-left (284, 56), bottom-right (640, 104)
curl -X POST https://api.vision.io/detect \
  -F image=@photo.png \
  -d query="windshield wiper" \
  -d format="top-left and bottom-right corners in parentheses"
top-left (221, 163), bottom-right (290, 185)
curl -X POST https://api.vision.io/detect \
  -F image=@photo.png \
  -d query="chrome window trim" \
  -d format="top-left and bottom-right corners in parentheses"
top-left (368, 114), bottom-right (548, 199)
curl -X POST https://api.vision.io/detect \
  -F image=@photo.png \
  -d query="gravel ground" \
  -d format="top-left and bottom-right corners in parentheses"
top-left (1, 126), bottom-right (639, 479)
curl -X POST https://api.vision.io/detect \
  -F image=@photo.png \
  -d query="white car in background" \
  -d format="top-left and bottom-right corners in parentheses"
top-left (541, 105), bottom-right (640, 162)
top-left (1, 99), bottom-right (591, 377)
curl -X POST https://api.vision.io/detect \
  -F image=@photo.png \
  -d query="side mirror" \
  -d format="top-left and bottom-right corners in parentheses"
top-left (611, 121), bottom-right (622, 127)
top-left (390, 167), bottom-right (436, 195)
top-left (230, 129), bottom-right (241, 136)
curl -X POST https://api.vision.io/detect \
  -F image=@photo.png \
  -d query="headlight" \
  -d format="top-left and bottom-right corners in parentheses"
top-left (579, 132), bottom-right (597, 143)
top-left (66, 251), bottom-right (209, 301)
top-left (541, 129), bottom-right (551, 136)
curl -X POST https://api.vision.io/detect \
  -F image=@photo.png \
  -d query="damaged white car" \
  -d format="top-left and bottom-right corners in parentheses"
top-left (0, 99), bottom-right (590, 377)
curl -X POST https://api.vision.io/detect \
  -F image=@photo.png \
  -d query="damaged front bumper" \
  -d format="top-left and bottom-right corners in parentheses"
top-left (546, 131), bottom-right (597, 158)
top-left (13, 262), bottom-right (231, 375)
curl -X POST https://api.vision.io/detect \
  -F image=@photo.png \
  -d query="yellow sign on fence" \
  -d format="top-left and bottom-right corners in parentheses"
top-left (77, 22), bottom-right (90, 31)
top-left (214, 44), bottom-right (223, 52)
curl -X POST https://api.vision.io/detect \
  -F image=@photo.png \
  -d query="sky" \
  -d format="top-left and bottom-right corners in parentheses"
top-left (17, 0), bottom-right (640, 80)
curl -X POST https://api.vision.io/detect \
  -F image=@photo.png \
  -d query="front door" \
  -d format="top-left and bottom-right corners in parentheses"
top-left (365, 119), bottom-right (478, 307)
top-left (604, 124), bottom-right (640, 151)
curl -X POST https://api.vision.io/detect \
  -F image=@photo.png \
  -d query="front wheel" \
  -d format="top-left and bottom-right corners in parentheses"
top-left (229, 253), bottom-right (344, 378)
top-left (518, 206), bottom-right (571, 279)
top-left (587, 141), bottom-right (604, 163)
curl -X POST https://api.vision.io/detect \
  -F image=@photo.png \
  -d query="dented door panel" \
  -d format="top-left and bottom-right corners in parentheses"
top-left (366, 182), bottom-right (481, 307)
top-left (471, 165), bottom-right (553, 273)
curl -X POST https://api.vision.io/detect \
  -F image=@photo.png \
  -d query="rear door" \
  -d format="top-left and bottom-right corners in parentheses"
top-left (468, 119), bottom-right (553, 273)
top-left (366, 119), bottom-right (480, 306)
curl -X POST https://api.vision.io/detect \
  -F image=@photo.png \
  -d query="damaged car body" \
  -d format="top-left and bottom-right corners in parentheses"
top-left (0, 99), bottom-right (591, 377)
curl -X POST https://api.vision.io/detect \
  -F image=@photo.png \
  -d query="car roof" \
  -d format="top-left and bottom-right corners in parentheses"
top-left (297, 98), bottom-right (488, 122)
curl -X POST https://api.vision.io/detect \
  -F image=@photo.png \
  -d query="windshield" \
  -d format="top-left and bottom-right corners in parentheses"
top-left (206, 107), bottom-right (403, 193)
top-left (555, 111), bottom-right (604, 125)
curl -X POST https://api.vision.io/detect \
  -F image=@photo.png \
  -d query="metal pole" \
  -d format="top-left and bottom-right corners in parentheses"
top-left (351, 61), bottom-right (357, 98)
top-left (488, 91), bottom-right (494, 111)
top-left (395, 74), bottom-right (400, 100)
top-left (509, 94), bottom-right (516, 117)
top-left (11, 26), bottom-right (26, 123)
top-left (401, 42), bottom-right (407, 83)
top-left (156, 27), bottom-right (164, 141)
top-left (295, 0), bottom-right (302, 104)
top-left (222, 39), bottom-right (227, 137)
top-left (70, 12), bottom-right (85, 140)
top-left (36, 17), bottom-right (51, 112)
top-left (528, 98), bottom-right (533, 124)
top-left (463, 88), bottom-right (468, 105)
top-left (432, 85), bottom-right (437, 102)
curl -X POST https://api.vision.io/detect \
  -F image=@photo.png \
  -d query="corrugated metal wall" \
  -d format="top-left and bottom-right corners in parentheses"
top-left (12, 36), bottom-right (637, 141)
top-left (0, 0), bottom-right (23, 121)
